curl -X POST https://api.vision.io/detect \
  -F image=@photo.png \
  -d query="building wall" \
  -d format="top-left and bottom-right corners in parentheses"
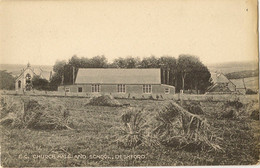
top-left (58, 84), bottom-right (175, 95)
top-left (15, 68), bottom-right (35, 91)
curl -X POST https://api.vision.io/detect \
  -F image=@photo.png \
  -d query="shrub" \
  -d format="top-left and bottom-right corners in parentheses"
top-left (32, 75), bottom-right (49, 90)
top-left (0, 70), bottom-right (15, 90)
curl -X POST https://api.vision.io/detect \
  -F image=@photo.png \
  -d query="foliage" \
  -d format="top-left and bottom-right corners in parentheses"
top-left (50, 54), bottom-right (211, 93)
top-left (32, 75), bottom-right (49, 90)
top-left (0, 70), bottom-right (15, 90)
top-left (177, 55), bottom-right (211, 93)
top-left (112, 57), bottom-right (141, 68)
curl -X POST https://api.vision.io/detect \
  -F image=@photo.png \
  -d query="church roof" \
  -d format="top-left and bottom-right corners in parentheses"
top-left (15, 64), bottom-right (52, 81)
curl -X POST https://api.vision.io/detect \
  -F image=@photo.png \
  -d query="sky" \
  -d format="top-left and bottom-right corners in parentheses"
top-left (0, 0), bottom-right (258, 66)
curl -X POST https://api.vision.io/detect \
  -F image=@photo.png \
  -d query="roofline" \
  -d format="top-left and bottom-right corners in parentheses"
top-left (15, 67), bottom-right (38, 81)
top-left (160, 84), bottom-right (175, 88)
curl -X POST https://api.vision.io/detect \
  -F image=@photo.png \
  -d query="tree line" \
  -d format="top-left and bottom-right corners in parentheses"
top-left (49, 54), bottom-right (212, 93)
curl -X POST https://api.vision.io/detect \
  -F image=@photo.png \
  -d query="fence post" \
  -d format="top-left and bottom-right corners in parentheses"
top-left (180, 90), bottom-right (183, 105)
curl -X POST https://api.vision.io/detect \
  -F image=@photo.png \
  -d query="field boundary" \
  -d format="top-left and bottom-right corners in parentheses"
top-left (0, 90), bottom-right (258, 103)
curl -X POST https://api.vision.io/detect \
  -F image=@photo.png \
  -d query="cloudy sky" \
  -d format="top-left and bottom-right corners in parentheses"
top-left (0, 0), bottom-right (258, 65)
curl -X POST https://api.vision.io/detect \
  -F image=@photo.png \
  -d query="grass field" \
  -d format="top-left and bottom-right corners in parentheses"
top-left (1, 95), bottom-right (259, 167)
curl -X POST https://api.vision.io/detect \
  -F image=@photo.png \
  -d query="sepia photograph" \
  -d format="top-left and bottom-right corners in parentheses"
top-left (0, 0), bottom-right (259, 167)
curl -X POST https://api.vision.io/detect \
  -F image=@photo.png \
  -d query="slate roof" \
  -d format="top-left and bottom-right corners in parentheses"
top-left (75, 68), bottom-right (161, 84)
top-left (210, 72), bottom-right (230, 83)
top-left (230, 79), bottom-right (246, 89)
top-left (15, 66), bottom-right (51, 81)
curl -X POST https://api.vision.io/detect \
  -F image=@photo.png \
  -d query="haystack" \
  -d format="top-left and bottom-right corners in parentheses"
top-left (87, 95), bottom-right (122, 107)
top-left (151, 101), bottom-right (221, 151)
top-left (115, 107), bottom-right (147, 148)
top-left (115, 101), bottom-right (221, 151)
top-left (0, 96), bottom-right (71, 130)
top-left (221, 100), bottom-right (244, 119)
top-left (182, 101), bottom-right (204, 115)
top-left (249, 103), bottom-right (259, 120)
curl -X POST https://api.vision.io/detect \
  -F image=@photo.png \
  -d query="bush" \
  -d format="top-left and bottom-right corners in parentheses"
top-left (87, 95), bottom-right (122, 107)
top-left (0, 70), bottom-right (15, 90)
top-left (32, 75), bottom-right (49, 90)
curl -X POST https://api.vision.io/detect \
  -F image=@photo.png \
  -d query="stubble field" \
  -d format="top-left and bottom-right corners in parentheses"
top-left (1, 95), bottom-right (259, 167)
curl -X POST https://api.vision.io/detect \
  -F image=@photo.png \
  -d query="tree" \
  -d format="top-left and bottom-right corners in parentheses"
top-left (32, 75), bottom-right (49, 90)
top-left (112, 57), bottom-right (140, 68)
top-left (89, 55), bottom-right (108, 68)
top-left (158, 56), bottom-right (177, 85)
top-left (177, 55), bottom-right (200, 90)
top-left (0, 70), bottom-right (15, 90)
top-left (140, 56), bottom-right (160, 68)
top-left (177, 54), bottom-right (211, 93)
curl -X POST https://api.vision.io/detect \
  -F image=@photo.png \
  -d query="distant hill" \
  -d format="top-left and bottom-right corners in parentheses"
top-left (207, 61), bottom-right (258, 74)
top-left (226, 70), bottom-right (259, 79)
top-left (0, 64), bottom-right (53, 77)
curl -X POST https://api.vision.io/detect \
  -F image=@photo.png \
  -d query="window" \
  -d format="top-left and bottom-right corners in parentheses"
top-left (117, 84), bottom-right (126, 93)
top-left (25, 73), bottom-right (31, 84)
top-left (91, 84), bottom-right (100, 92)
top-left (78, 87), bottom-right (82, 92)
top-left (142, 85), bottom-right (152, 93)
top-left (165, 88), bottom-right (170, 94)
top-left (18, 80), bottom-right (21, 89)
top-left (65, 88), bottom-right (70, 92)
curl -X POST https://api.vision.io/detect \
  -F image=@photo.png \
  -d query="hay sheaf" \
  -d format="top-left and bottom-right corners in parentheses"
top-left (115, 101), bottom-right (222, 151)
top-left (87, 95), bottom-right (122, 107)
top-left (0, 96), bottom-right (72, 130)
top-left (220, 100), bottom-right (244, 119)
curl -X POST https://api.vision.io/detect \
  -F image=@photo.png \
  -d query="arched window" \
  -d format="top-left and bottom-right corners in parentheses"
top-left (18, 80), bottom-right (21, 88)
top-left (25, 73), bottom-right (31, 84)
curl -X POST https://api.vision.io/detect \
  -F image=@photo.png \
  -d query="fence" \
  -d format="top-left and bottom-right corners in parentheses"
top-left (0, 90), bottom-right (258, 103)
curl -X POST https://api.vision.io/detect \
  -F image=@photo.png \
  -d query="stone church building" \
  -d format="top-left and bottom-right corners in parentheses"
top-left (15, 63), bottom-right (52, 91)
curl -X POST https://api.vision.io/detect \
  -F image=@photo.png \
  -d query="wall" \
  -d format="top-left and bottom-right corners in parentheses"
top-left (58, 84), bottom-right (175, 95)
top-left (15, 68), bottom-right (35, 91)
